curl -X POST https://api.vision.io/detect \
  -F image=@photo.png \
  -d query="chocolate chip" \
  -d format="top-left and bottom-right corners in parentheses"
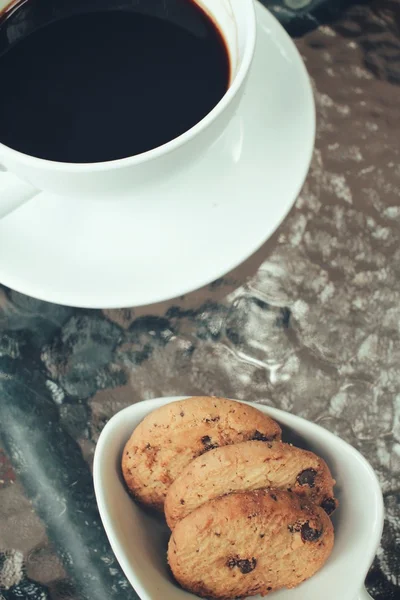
top-left (251, 431), bottom-right (274, 442)
top-left (238, 558), bottom-right (257, 574)
top-left (205, 416), bottom-right (220, 423)
top-left (180, 499), bottom-right (185, 505)
top-left (321, 497), bottom-right (337, 515)
top-left (270, 493), bottom-right (277, 501)
top-left (301, 522), bottom-right (323, 542)
top-left (296, 468), bottom-right (317, 488)
top-left (180, 411), bottom-right (185, 417)
top-left (200, 435), bottom-right (219, 452)
top-left (226, 557), bottom-right (257, 574)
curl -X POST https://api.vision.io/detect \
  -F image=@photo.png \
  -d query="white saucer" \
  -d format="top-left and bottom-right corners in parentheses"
top-left (0, 2), bottom-right (315, 309)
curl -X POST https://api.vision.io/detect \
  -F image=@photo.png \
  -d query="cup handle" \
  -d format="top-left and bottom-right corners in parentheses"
top-left (0, 163), bottom-right (40, 219)
top-left (358, 586), bottom-right (373, 599)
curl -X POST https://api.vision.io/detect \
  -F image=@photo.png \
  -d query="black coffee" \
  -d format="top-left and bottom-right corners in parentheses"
top-left (0, 0), bottom-right (230, 163)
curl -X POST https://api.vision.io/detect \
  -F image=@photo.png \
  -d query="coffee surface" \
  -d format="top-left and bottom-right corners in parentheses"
top-left (0, 0), bottom-right (230, 163)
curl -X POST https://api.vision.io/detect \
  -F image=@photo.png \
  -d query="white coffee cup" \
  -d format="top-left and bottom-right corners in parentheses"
top-left (0, 0), bottom-right (256, 217)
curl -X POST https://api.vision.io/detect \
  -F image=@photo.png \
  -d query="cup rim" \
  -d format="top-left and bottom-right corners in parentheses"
top-left (0, 0), bottom-right (257, 173)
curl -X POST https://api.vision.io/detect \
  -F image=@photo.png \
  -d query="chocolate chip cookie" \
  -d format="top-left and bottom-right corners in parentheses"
top-left (122, 397), bottom-right (282, 511)
top-left (165, 440), bottom-right (337, 528)
top-left (168, 489), bottom-right (334, 599)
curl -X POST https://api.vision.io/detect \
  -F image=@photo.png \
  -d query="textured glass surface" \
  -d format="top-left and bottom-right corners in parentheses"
top-left (0, 1), bottom-right (399, 599)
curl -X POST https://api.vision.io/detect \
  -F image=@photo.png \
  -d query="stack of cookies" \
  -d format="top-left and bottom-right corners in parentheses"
top-left (122, 397), bottom-right (337, 599)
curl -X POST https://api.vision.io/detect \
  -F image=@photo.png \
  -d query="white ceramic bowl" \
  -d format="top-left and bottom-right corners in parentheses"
top-left (93, 397), bottom-right (384, 600)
